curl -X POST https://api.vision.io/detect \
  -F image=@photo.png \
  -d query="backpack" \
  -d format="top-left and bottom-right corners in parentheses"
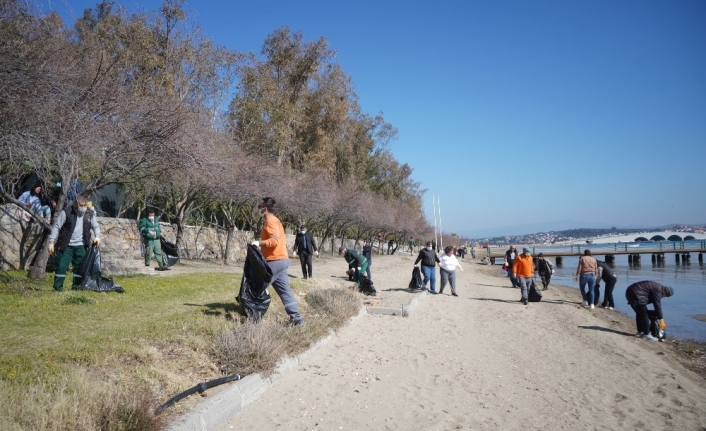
top-left (409, 266), bottom-right (425, 290)
top-left (527, 279), bottom-right (542, 302)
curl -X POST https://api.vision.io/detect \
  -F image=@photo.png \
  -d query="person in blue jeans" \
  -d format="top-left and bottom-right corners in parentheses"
top-left (414, 241), bottom-right (441, 294)
top-left (575, 249), bottom-right (598, 309)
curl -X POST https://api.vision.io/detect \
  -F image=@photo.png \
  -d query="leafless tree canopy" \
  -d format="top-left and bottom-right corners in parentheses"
top-left (0, 0), bottom-right (433, 275)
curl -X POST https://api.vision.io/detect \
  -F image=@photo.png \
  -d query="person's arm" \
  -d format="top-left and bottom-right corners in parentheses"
top-left (414, 250), bottom-right (422, 265)
top-left (91, 215), bottom-right (101, 242)
top-left (310, 233), bottom-right (317, 252)
top-left (575, 258), bottom-right (582, 277)
top-left (292, 234), bottom-right (299, 253)
top-left (259, 217), bottom-right (281, 248)
top-left (454, 255), bottom-right (463, 271)
top-left (139, 218), bottom-right (148, 237)
top-left (435, 253), bottom-right (441, 264)
top-left (48, 210), bottom-right (67, 243)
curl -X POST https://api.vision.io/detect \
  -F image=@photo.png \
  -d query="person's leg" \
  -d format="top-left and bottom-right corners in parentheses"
top-left (579, 274), bottom-right (588, 304)
top-left (421, 265), bottom-right (433, 292)
top-left (53, 248), bottom-right (73, 291)
top-left (439, 268), bottom-right (449, 294)
top-left (365, 261), bottom-right (371, 279)
top-left (449, 270), bottom-right (457, 295)
top-left (586, 274), bottom-right (596, 307)
top-left (594, 282), bottom-right (601, 306)
top-left (152, 240), bottom-right (164, 268)
top-left (519, 276), bottom-right (529, 300)
top-left (70, 245), bottom-right (86, 289)
top-left (605, 276), bottom-right (617, 308)
top-left (298, 253), bottom-right (307, 278)
top-left (429, 267), bottom-right (437, 292)
top-left (267, 259), bottom-right (302, 323)
top-left (305, 253), bottom-right (313, 278)
top-left (144, 240), bottom-right (152, 266)
top-left (634, 304), bottom-right (650, 334)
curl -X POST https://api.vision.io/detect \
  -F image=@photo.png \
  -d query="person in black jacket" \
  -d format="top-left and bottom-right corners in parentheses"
top-left (596, 260), bottom-right (617, 309)
top-left (536, 252), bottom-right (554, 291)
top-left (504, 245), bottom-right (520, 288)
top-left (414, 241), bottom-right (441, 294)
top-left (625, 281), bottom-right (673, 341)
top-left (292, 225), bottom-right (318, 279)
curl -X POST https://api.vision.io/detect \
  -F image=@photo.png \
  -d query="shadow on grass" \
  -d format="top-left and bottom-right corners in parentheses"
top-left (184, 301), bottom-right (242, 320)
top-left (578, 325), bottom-right (634, 337)
top-left (381, 287), bottom-right (426, 293)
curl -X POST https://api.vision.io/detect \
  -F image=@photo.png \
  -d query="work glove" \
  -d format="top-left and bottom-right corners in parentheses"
top-left (659, 319), bottom-right (666, 330)
top-left (251, 240), bottom-right (259, 247)
top-left (151, 231), bottom-right (156, 238)
top-left (48, 242), bottom-right (54, 255)
top-left (93, 238), bottom-right (100, 247)
top-left (315, 251), bottom-right (319, 257)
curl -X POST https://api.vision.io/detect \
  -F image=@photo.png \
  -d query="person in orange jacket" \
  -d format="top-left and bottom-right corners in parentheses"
top-left (513, 247), bottom-right (535, 305)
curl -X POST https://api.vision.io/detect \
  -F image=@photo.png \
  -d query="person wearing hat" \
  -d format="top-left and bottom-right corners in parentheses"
top-left (139, 208), bottom-right (167, 271)
top-left (535, 252), bottom-right (554, 291)
top-left (625, 281), bottom-right (673, 341)
top-left (513, 247), bottom-right (535, 305)
top-left (292, 224), bottom-right (318, 279)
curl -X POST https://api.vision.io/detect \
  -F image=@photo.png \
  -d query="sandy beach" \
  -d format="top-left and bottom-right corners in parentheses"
top-left (211, 252), bottom-right (706, 430)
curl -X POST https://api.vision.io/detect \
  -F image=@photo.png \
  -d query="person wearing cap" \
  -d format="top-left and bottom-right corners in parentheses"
top-left (536, 252), bottom-right (554, 291)
top-left (139, 208), bottom-right (167, 271)
top-left (414, 241), bottom-right (441, 293)
top-left (18, 180), bottom-right (52, 224)
top-left (625, 281), bottom-right (673, 341)
top-left (575, 249), bottom-right (598, 309)
top-left (292, 224), bottom-right (318, 279)
top-left (252, 197), bottom-right (304, 326)
top-left (47, 195), bottom-right (101, 291)
top-left (513, 247), bottom-right (535, 305)
top-left (504, 245), bottom-right (520, 288)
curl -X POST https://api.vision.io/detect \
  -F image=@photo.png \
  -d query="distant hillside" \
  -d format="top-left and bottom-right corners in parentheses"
top-left (473, 227), bottom-right (650, 245)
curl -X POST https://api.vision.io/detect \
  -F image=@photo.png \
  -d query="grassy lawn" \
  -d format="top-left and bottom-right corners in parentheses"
top-left (0, 267), bottom-right (361, 431)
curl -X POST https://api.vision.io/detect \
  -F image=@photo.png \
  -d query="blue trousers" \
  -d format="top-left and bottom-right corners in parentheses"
top-left (579, 274), bottom-right (596, 305)
top-left (421, 265), bottom-right (437, 292)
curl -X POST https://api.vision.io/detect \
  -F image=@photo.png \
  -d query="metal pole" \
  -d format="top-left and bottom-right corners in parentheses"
top-left (432, 196), bottom-right (438, 250)
top-left (438, 197), bottom-right (443, 252)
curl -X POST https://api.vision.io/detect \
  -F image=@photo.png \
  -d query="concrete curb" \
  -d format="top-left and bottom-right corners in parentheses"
top-left (366, 289), bottom-right (427, 317)
top-left (166, 306), bottom-right (369, 431)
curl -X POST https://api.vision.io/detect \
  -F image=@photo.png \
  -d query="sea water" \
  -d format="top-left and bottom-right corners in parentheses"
top-left (545, 253), bottom-right (706, 341)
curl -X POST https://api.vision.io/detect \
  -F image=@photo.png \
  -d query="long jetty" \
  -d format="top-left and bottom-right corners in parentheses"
top-left (485, 240), bottom-right (706, 265)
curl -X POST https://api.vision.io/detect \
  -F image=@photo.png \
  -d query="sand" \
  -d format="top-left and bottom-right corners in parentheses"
top-left (214, 252), bottom-right (706, 430)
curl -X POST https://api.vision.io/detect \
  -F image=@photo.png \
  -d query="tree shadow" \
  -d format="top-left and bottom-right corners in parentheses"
top-left (578, 325), bottom-right (634, 337)
top-left (184, 301), bottom-right (241, 320)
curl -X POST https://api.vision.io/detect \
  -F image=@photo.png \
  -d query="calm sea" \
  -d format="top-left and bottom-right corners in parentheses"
top-left (539, 250), bottom-right (706, 341)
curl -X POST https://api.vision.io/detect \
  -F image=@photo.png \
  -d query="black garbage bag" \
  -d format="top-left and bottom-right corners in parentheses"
top-left (527, 279), bottom-right (542, 302)
top-left (46, 253), bottom-right (58, 273)
top-left (359, 275), bottom-right (376, 296)
top-left (236, 245), bottom-right (273, 321)
top-left (647, 309), bottom-right (666, 340)
top-left (76, 245), bottom-right (125, 293)
top-left (409, 266), bottom-right (425, 290)
top-left (160, 237), bottom-right (179, 267)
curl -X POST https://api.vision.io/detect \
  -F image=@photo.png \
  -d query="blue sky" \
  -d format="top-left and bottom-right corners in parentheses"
top-left (42, 0), bottom-right (706, 237)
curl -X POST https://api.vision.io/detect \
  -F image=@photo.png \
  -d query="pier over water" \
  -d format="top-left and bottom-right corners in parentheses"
top-left (486, 240), bottom-right (706, 265)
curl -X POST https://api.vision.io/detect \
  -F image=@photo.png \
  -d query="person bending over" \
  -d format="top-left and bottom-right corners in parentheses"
top-left (625, 281), bottom-right (673, 341)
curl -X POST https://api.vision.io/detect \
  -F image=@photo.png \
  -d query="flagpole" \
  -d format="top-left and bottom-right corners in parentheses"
top-left (438, 197), bottom-right (443, 252)
top-left (433, 196), bottom-right (438, 250)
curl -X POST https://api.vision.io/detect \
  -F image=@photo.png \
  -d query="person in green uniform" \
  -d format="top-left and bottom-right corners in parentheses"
top-left (338, 246), bottom-right (368, 287)
top-left (139, 208), bottom-right (167, 270)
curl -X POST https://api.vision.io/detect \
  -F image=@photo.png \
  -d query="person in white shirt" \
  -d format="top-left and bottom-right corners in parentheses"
top-left (439, 246), bottom-right (464, 296)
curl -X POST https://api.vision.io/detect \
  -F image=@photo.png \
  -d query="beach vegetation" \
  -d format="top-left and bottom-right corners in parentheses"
top-left (0, 267), bottom-right (362, 430)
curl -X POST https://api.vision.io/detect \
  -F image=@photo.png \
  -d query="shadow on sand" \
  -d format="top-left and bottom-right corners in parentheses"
top-left (578, 325), bottom-right (634, 337)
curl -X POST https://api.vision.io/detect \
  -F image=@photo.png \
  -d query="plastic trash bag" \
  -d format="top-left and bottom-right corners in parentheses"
top-left (76, 245), bottom-right (125, 293)
top-left (408, 266), bottom-right (425, 290)
top-left (160, 237), bottom-right (179, 267)
top-left (236, 245), bottom-right (273, 321)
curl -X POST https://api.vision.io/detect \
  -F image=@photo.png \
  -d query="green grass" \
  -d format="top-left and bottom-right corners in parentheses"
top-left (0, 267), bottom-right (362, 431)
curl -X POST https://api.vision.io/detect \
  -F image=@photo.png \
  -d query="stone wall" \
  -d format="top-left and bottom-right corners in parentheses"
top-left (0, 204), bottom-right (354, 271)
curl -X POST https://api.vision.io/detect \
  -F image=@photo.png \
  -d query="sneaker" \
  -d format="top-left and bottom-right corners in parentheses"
top-left (290, 319), bottom-right (305, 327)
top-left (608, 307), bottom-right (614, 310)
top-left (523, 298), bottom-right (528, 305)
top-left (641, 333), bottom-right (658, 341)
top-left (581, 301), bottom-right (588, 307)
top-left (451, 292), bottom-right (458, 297)
top-left (590, 304), bottom-right (595, 310)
